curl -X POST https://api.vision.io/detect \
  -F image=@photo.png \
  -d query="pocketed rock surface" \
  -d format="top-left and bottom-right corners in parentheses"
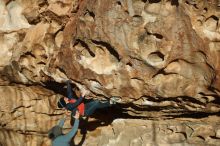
top-left (0, 0), bottom-right (220, 146)
top-left (81, 118), bottom-right (220, 146)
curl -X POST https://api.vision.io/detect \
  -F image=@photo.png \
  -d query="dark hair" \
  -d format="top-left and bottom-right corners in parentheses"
top-left (48, 126), bottom-right (62, 140)
top-left (75, 86), bottom-right (80, 91)
top-left (57, 97), bottom-right (66, 108)
top-left (48, 133), bottom-right (55, 139)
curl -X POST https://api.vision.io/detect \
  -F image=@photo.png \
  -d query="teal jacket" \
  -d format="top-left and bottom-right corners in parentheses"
top-left (52, 118), bottom-right (79, 146)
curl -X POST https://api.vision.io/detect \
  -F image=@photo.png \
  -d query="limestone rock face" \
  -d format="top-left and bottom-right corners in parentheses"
top-left (0, 0), bottom-right (220, 146)
top-left (0, 85), bottom-right (63, 146)
top-left (1, 0), bottom-right (219, 110)
top-left (82, 118), bottom-right (220, 146)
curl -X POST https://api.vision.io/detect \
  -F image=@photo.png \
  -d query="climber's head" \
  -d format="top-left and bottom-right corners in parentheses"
top-left (57, 86), bottom-right (82, 108)
top-left (57, 97), bottom-right (67, 108)
top-left (48, 126), bottom-right (62, 140)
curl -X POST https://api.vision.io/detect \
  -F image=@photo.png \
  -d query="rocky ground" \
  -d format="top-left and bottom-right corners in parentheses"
top-left (0, 0), bottom-right (220, 146)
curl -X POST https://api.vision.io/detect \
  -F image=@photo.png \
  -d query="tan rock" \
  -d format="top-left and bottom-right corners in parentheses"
top-left (0, 32), bottom-right (19, 69)
top-left (48, 2), bottom-right (71, 16)
top-left (0, 0), bottom-right (220, 145)
top-left (216, 128), bottom-right (220, 138)
top-left (0, 0), bottom-right (30, 31)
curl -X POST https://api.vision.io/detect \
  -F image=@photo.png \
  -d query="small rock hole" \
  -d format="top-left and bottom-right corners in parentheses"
top-left (149, 0), bottom-right (161, 3)
top-left (171, 0), bottom-right (179, 7)
top-left (126, 62), bottom-right (133, 67)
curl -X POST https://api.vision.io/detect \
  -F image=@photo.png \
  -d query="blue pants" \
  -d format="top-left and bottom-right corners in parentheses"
top-left (67, 81), bottom-right (74, 100)
top-left (84, 100), bottom-right (111, 116)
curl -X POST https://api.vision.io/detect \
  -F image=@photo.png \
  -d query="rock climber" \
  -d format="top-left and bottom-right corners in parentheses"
top-left (57, 80), bottom-right (121, 118)
top-left (48, 110), bottom-right (80, 146)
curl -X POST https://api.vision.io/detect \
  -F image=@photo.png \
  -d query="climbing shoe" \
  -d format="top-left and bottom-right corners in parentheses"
top-left (110, 96), bottom-right (122, 104)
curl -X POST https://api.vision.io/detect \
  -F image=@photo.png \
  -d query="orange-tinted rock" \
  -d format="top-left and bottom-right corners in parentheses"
top-left (0, 0), bottom-right (220, 146)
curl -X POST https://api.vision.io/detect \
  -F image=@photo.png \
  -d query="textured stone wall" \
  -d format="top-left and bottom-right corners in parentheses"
top-left (83, 118), bottom-right (220, 146)
top-left (0, 85), bottom-right (62, 146)
top-left (0, 0), bottom-right (220, 146)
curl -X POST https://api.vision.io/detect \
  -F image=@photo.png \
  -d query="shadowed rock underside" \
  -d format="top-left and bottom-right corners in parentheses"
top-left (0, 0), bottom-right (220, 146)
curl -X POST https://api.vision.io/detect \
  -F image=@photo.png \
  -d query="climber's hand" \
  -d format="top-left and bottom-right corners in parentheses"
top-left (81, 91), bottom-right (86, 97)
top-left (74, 111), bottom-right (80, 119)
top-left (81, 89), bottom-right (89, 97)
